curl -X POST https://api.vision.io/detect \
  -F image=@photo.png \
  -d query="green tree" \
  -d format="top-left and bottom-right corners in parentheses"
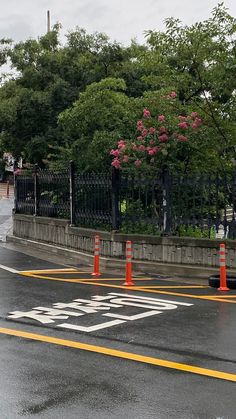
top-left (144, 3), bottom-right (236, 171)
top-left (110, 88), bottom-right (213, 175)
top-left (0, 27), bottom-right (133, 166)
top-left (1, 6), bottom-right (236, 175)
top-left (56, 77), bottom-right (133, 172)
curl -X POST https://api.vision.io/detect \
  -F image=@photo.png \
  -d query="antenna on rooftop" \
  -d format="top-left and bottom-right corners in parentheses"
top-left (47, 10), bottom-right (51, 33)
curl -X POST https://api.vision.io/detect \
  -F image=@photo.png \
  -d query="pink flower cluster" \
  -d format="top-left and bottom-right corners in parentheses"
top-left (110, 102), bottom-right (203, 169)
top-left (110, 139), bottom-right (127, 169)
top-left (169, 91), bottom-right (177, 98)
top-left (178, 121), bottom-right (188, 129)
top-left (143, 108), bottom-right (151, 118)
top-left (165, 91), bottom-right (177, 100)
top-left (177, 135), bottom-right (188, 142)
top-left (137, 120), bottom-right (143, 131)
top-left (177, 112), bottom-right (203, 131)
top-left (111, 158), bottom-right (121, 169)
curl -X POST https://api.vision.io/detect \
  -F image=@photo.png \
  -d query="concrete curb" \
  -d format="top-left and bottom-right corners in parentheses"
top-left (6, 235), bottom-right (236, 279)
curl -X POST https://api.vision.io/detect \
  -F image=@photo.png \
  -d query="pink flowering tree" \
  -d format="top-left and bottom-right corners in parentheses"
top-left (110, 91), bottom-right (204, 174)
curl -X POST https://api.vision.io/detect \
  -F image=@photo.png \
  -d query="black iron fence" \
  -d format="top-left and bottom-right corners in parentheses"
top-left (15, 165), bottom-right (70, 218)
top-left (14, 163), bottom-right (236, 239)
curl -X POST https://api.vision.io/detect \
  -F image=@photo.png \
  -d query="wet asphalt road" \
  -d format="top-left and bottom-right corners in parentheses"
top-left (0, 244), bottom-right (236, 419)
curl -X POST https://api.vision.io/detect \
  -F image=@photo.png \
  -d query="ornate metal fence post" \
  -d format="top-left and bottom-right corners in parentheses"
top-left (33, 164), bottom-right (39, 216)
top-left (13, 160), bottom-right (17, 214)
top-left (111, 167), bottom-right (120, 230)
top-left (69, 160), bottom-right (76, 226)
top-left (162, 166), bottom-right (172, 235)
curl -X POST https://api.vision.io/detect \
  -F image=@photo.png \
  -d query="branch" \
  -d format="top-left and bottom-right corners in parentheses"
top-left (196, 68), bottom-right (228, 144)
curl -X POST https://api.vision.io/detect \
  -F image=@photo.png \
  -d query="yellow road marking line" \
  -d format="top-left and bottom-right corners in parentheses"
top-left (18, 270), bottom-right (206, 287)
top-left (206, 298), bottom-right (236, 304)
top-left (19, 271), bottom-right (206, 288)
top-left (20, 269), bottom-right (152, 281)
top-left (0, 327), bottom-right (235, 382)
top-left (20, 272), bottom-right (152, 282)
top-left (20, 273), bottom-right (84, 283)
top-left (79, 278), bottom-right (153, 281)
top-left (20, 268), bottom-right (82, 274)
top-left (206, 295), bottom-right (236, 299)
top-left (20, 272), bottom-right (198, 290)
top-left (138, 288), bottom-right (236, 304)
top-left (73, 280), bottom-right (236, 304)
top-left (138, 285), bottom-right (208, 289)
top-left (74, 280), bottom-right (211, 297)
top-left (19, 273), bottom-right (236, 304)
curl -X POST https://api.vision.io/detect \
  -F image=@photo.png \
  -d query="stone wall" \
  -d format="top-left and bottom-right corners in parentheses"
top-left (12, 214), bottom-right (236, 268)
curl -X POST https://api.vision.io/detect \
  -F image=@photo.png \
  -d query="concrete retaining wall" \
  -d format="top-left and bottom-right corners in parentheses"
top-left (12, 214), bottom-right (236, 269)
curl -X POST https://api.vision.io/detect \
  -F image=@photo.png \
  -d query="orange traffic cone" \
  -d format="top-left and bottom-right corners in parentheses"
top-left (91, 235), bottom-right (101, 276)
top-left (123, 241), bottom-right (134, 286)
top-left (218, 243), bottom-right (229, 291)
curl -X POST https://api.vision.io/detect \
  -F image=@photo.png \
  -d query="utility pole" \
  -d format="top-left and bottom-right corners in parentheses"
top-left (47, 10), bottom-right (51, 33)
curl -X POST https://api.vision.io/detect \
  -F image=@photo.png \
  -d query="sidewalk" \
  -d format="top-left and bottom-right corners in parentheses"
top-left (0, 197), bottom-right (14, 242)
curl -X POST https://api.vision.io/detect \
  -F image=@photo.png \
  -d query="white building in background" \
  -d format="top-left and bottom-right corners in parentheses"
top-left (3, 153), bottom-right (22, 172)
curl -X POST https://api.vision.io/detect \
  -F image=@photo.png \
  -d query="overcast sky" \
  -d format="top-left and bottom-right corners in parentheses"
top-left (0, 0), bottom-right (236, 45)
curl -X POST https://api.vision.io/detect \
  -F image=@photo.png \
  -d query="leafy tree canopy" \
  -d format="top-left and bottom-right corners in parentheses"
top-left (0, 3), bottom-right (235, 175)
top-left (54, 77), bottom-right (133, 172)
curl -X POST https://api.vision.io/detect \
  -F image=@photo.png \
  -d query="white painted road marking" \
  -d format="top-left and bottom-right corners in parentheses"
top-left (0, 263), bottom-right (19, 274)
top-left (8, 292), bottom-right (193, 332)
top-left (58, 319), bottom-right (126, 332)
top-left (107, 293), bottom-right (193, 306)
